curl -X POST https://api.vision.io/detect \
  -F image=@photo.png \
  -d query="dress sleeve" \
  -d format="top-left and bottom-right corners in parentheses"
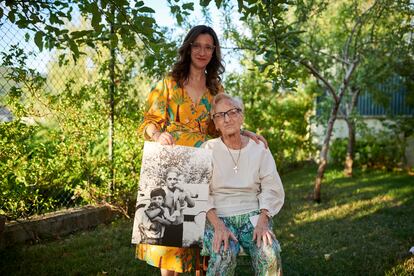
top-left (257, 148), bottom-right (285, 217)
top-left (138, 78), bottom-right (170, 140)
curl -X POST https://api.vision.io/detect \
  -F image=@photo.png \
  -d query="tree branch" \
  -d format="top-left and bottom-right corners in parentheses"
top-left (299, 59), bottom-right (338, 102)
top-left (337, 60), bottom-right (359, 103)
top-left (344, 0), bottom-right (381, 61)
top-left (303, 41), bottom-right (351, 65)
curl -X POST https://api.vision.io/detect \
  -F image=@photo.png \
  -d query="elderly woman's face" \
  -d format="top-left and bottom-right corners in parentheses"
top-left (213, 100), bottom-right (243, 136)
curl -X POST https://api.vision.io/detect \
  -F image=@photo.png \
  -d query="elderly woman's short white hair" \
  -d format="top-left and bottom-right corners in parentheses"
top-left (211, 93), bottom-right (244, 114)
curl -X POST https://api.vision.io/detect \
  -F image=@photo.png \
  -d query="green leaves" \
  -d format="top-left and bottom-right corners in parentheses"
top-left (168, 1), bottom-right (195, 26)
top-left (2, 0), bottom-right (166, 63)
top-left (49, 13), bottom-right (64, 25)
top-left (200, 0), bottom-right (212, 7)
top-left (68, 39), bottom-right (80, 59)
top-left (182, 3), bottom-right (194, 10)
top-left (223, 0), bottom-right (305, 89)
top-left (7, 10), bottom-right (15, 23)
top-left (91, 11), bottom-right (102, 31)
top-left (34, 31), bottom-right (43, 51)
top-left (0, 33), bottom-right (152, 219)
top-left (138, 6), bottom-right (155, 13)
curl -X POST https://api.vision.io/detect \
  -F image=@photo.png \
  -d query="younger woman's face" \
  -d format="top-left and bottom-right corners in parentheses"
top-left (190, 34), bottom-right (215, 70)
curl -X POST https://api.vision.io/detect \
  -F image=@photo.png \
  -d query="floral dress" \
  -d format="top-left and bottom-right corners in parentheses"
top-left (136, 75), bottom-right (221, 272)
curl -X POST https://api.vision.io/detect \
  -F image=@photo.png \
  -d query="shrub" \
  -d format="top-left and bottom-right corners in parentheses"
top-left (329, 129), bottom-right (405, 169)
top-left (0, 46), bottom-right (147, 220)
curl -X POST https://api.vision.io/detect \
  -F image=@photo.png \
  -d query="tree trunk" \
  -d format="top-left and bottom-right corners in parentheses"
top-left (314, 158), bottom-right (327, 203)
top-left (108, 5), bottom-right (116, 194)
top-left (343, 87), bottom-right (360, 177)
top-left (344, 119), bottom-right (355, 177)
top-left (304, 60), bottom-right (358, 202)
top-left (314, 102), bottom-right (340, 202)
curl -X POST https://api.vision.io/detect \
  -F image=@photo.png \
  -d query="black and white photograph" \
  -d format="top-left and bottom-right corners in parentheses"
top-left (131, 141), bottom-right (212, 248)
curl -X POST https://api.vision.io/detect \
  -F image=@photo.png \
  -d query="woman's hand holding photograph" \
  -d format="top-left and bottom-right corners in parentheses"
top-left (152, 131), bottom-right (175, 145)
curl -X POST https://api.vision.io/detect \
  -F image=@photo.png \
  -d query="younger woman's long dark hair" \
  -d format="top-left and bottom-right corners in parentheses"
top-left (170, 25), bottom-right (225, 95)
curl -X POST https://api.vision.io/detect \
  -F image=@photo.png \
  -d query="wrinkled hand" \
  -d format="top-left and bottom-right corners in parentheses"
top-left (213, 221), bottom-right (238, 253)
top-left (242, 130), bottom-right (268, 148)
top-left (252, 215), bottom-right (276, 247)
top-left (153, 131), bottom-right (175, 145)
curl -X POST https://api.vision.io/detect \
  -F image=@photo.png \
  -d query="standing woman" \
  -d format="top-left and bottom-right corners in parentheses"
top-left (136, 24), bottom-right (224, 276)
top-left (137, 25), bottom-right (265, 275)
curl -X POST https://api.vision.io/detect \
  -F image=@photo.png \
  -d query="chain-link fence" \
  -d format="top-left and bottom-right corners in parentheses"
top-left (0, 3), bottom-right (148, 221)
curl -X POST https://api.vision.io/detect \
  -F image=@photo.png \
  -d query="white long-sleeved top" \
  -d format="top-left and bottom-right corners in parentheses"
top-left (202, 138), bottom-right (285, 217)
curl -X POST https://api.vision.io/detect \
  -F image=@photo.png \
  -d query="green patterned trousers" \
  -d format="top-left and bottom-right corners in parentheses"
top-left (201, 210), bottom-right (282, 276)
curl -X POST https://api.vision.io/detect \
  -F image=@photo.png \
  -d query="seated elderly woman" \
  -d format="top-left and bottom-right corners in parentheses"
top-left (201, 93), bottom-right (285, 276)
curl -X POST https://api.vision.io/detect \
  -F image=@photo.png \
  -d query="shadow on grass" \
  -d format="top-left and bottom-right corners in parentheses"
top-left (277, 166), bottom-right (414, 275)
top-left (0, 220), bottom-right (160, 276)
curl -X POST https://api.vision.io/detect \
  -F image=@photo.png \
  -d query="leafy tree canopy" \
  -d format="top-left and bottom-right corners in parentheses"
top-left (0, 0), bottom-right (196, 76)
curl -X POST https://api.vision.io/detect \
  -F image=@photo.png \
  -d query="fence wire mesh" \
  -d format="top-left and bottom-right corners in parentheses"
top-left (0, 3), bottom-right (146, 221)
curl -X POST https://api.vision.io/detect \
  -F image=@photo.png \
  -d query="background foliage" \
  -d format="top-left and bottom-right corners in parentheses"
top-left (0, 40), bottom-right (150, 219)
top-left (0, 0), bottom-right (412, 220)
top-left (224, 60), bottom-right (315, 172)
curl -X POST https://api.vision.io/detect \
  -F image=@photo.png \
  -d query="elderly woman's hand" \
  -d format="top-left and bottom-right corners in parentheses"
top-left (253, 213), bottom-right (276, 247)
top-left (212, 220), bottom-right (238, 253)
top-left (242, 130), bottom-right (268, 148)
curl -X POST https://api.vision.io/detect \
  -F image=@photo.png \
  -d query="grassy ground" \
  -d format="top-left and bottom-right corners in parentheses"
top-left (1, 165), bottom-right (413, 275)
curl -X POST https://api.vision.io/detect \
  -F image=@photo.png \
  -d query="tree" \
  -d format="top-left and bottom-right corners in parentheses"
top-left (205, 0), bottom-right (413, 201)
top-left (340, 1), bottom-right (413, 176)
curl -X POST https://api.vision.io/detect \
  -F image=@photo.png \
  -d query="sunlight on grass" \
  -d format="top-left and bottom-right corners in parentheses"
top-left (386, 257), bottom-right (414, 276)
top-left (278, 166), bottom-right (414, 275)
top-left (296, 194), bottom-right (397, 222)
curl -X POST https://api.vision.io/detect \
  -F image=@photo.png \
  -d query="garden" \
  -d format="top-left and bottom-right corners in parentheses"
top-left (0, 1), bottom-right (413, 275)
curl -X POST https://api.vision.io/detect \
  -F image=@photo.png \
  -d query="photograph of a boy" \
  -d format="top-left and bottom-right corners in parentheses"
top-left (137, 188), bottom-right (174, 245)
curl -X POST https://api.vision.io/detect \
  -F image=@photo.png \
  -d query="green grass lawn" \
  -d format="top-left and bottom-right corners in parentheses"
top-left (1, 165), bottom-right (413, 275)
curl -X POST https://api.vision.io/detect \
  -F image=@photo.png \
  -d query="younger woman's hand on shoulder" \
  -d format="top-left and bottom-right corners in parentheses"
top-left (242, 130), bottom-right (268, 148)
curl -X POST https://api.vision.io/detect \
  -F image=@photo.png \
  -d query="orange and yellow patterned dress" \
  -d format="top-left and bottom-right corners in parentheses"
top-left (136, 76), bottom-right (221, 272)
